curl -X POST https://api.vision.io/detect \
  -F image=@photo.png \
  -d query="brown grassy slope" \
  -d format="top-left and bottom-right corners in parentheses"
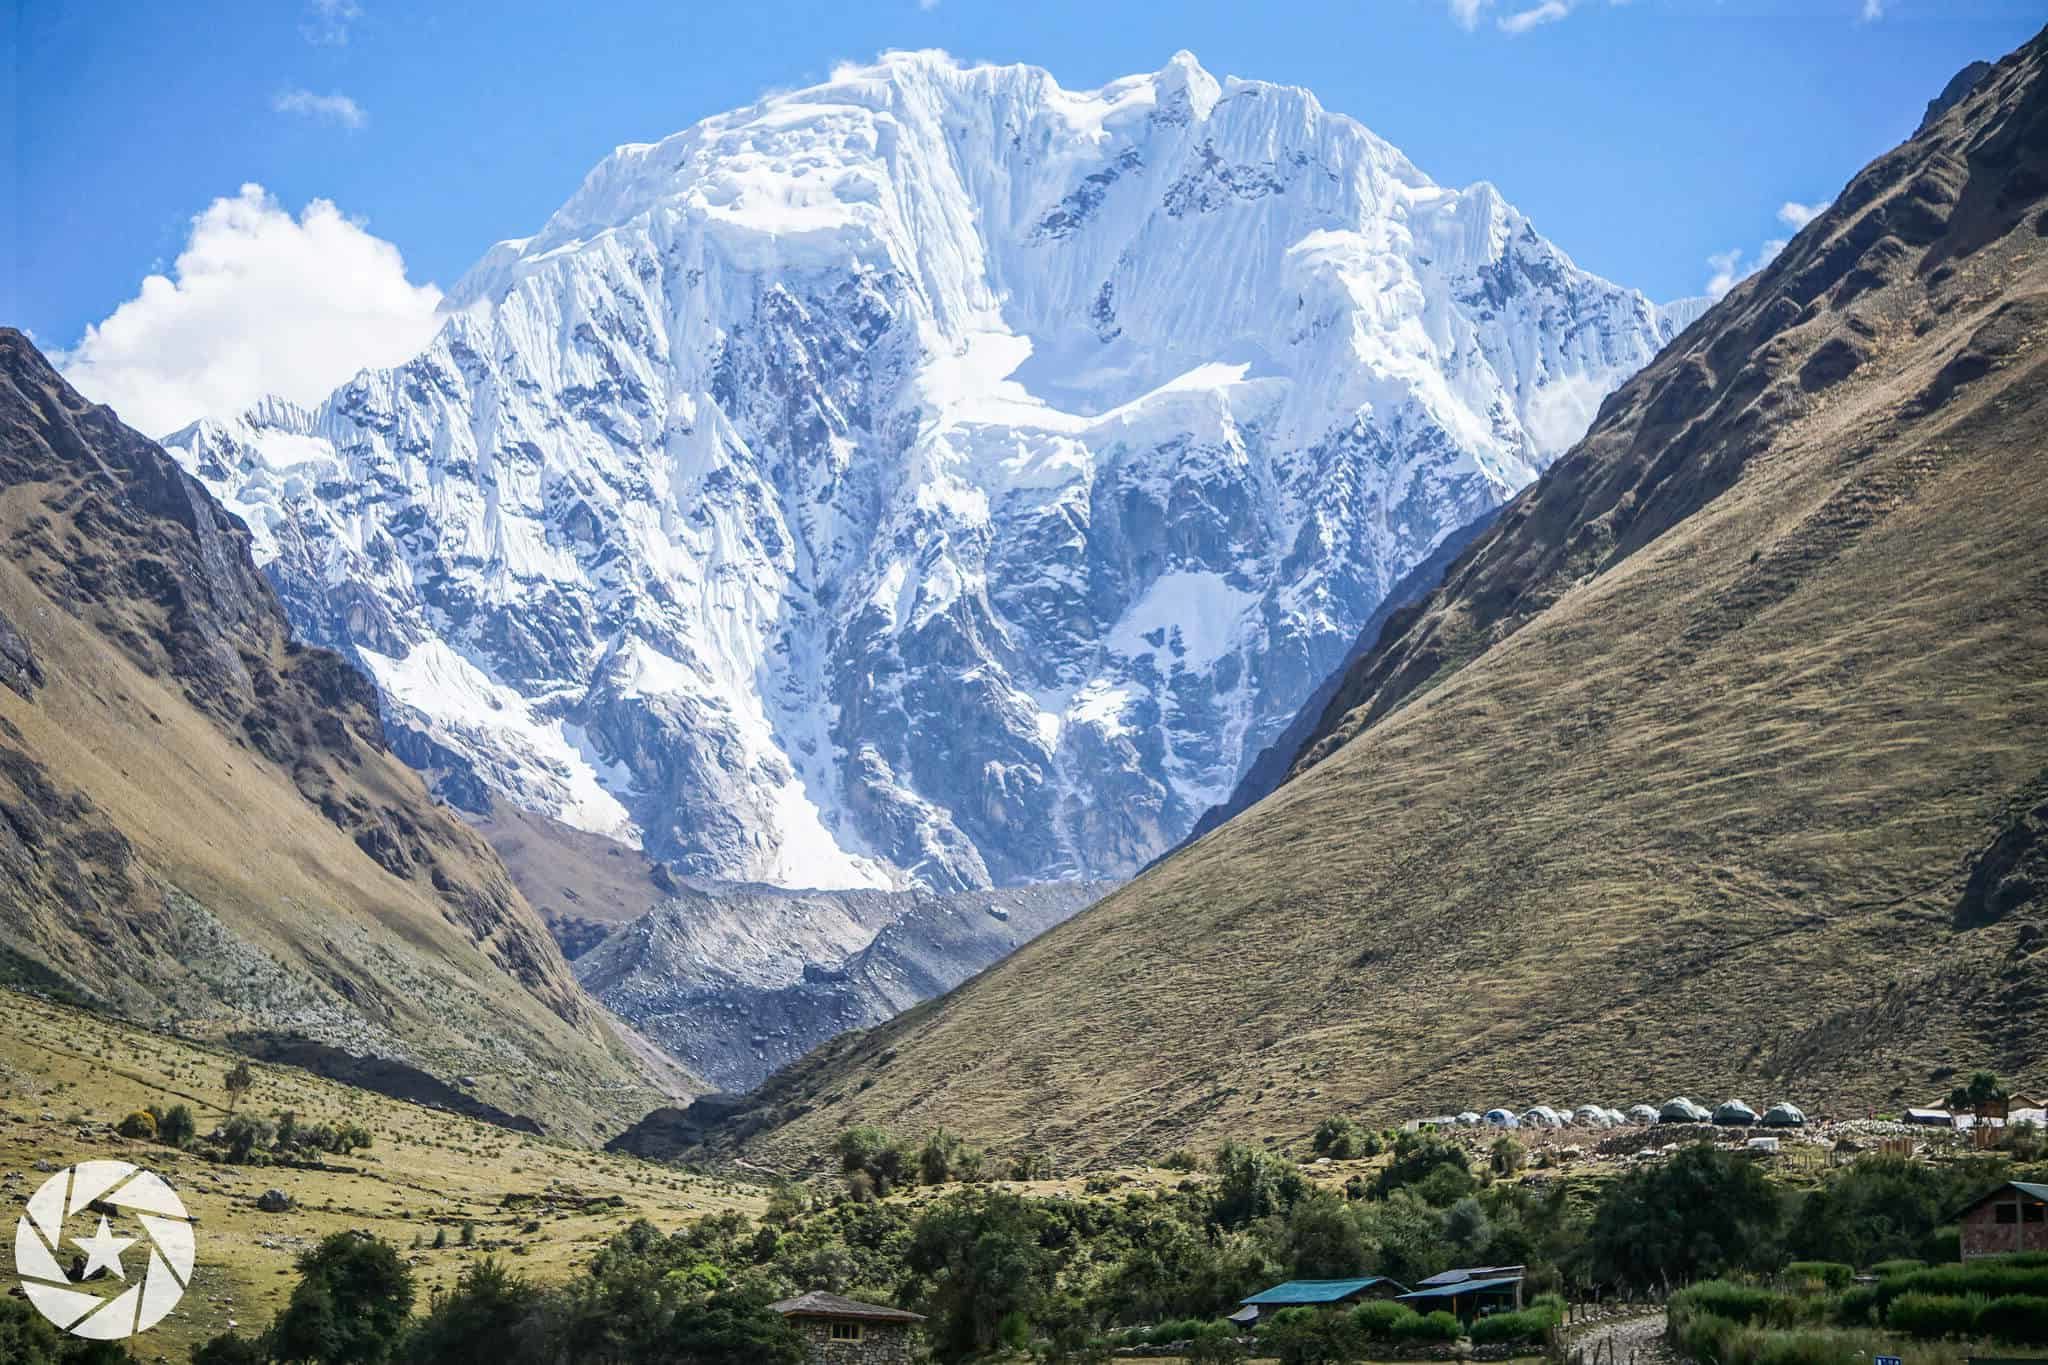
top-left (0, 330), bottom-right (667, 1138)
top-left (704, 31), bottom-right (2048, 1170)
top-left (0, 990), bottom-right (758, 1361)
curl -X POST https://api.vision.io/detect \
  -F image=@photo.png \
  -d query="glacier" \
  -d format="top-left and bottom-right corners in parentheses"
top-left (165, 49), bottom-right (1693, 892)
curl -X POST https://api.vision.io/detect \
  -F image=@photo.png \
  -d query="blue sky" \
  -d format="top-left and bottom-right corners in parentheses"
top-left (9, 0), bottom-right (2046, 422)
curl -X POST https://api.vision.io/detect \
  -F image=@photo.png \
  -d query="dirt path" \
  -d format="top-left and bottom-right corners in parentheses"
top-left (1565, 1312), bottom-right (1674, 1365)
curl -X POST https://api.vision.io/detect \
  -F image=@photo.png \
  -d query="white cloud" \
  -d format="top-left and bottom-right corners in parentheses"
top-left (1860, 0), bottom-right (1884, 19)
top-left (917, 0), bottom-right (940, 9)
top-left (301, 0), bottom-right (362, 45)
top-left (1500, 1), bottom-right (1572, 32)
top-left (1704, 238), bottom-right (1789, 300)
top-left (1777, 199), bottom-right (1830, 231)
top-left (1449, 0), bottom-right (1631, 35)
top-left (272, 89), bottom-right (368, 129)
top-left (58, 184), bottom-right (443, 437)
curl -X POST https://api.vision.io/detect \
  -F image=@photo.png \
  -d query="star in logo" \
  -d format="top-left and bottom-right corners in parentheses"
top-left (73, 1215), bottom-right (134, 1281)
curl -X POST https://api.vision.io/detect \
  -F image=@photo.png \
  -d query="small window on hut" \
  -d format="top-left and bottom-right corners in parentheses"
top-left (2025, 1202), bottom-right (2046, 1224)
top-left (1996, 1202), bottom-right (2019, 1225)
top-left (830, 1322), bottom-right (864, 1342)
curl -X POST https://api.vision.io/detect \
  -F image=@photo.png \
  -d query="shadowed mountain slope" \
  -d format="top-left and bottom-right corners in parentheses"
top-left (671, 29), bottom-right (2048, 1169)
top-left (0, 331), bottom-right (669, 1138)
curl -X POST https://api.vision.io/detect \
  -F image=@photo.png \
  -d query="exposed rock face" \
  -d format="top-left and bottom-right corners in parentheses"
top-left (0, 329), bottom-right (662, 1137)
top-left (1922, 60), bottom-right (1997, 133)
top-left (575, 878), bottom-right (1111, 1091)
top-left (163, 51), bottom-right (1685, 894)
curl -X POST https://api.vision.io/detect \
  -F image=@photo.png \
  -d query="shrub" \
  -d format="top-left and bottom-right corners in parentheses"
top-left (1872, 1261), bottom-right (2048, 1312)
top-left (1869, 1258), bottom-right (1927, 1278)
top-left (1350, 1301), bottom-right (1418, 1339)
top-left (1886, 1292), bottom-right (1986, 1339)
top-left (1160, 1148), bottom-right (1200, 1172)
top-left (1783, 1262), bottom-right (1854, 1292)
top-left (1260, 1306), bottom-right (1364, 1365)
top-left (151, 1103), bottom-right (197, 1148)
top-left (220, 1114), bottom-right (275, 1164)
top-left (1149, 1318), bottom-right (1206, 1346)
top-left (117, 1109), bottom-right (157, 1139)
top-left (1976, 1294), bottom-right (2048, 1346)
top-left (1186, 1321), bottom-right (1249, 1364)
top-left (191, 1332), bottom-right (265, 1365)
top-left (1675, 1281), bottom-right (1785, 1326)
top-left (1835, 1286), bottom-right (1879, 1325)
top-left (1393, 1310), bottom-right (1462, 1342)
top-left (1469, 1305), bottom-right (1560, 1345)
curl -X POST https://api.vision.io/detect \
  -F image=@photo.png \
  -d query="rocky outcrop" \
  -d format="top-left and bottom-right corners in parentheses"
top-left (576, 879), bottom-right (1112, 1091)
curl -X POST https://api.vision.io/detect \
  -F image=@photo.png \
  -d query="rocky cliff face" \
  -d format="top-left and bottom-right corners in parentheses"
top-left (164, 52), bottom-right (1685, 893)
top-left (574, 878), bottom-right (1111, 1091)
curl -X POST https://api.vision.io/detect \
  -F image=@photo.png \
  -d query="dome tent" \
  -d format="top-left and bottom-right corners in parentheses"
top-left (1659, 1096), bottom-right (1712, 1123)
top-left (1604, 1108), bottom-right (1630, 1126)
top-left (1521, 1106), bottom-right (1565, 1128)
top-left (1714, 1100), bottom-right (1760, 1126)
top-left (1761, 1101), bottom-right (1807, 1127)
top-left (1483, 1108), bottom-right (1519, 1128)
top-left (1574, 1105), bottom-right (1614, 1128)
top-left (1627, 1104), bottom-right (1661, 1125)
top-left (1456, 1112), bottom-right (1482, 1126)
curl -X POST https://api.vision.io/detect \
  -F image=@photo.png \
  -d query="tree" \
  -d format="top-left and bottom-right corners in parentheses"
top-left (398, 1259), bottom-right (543, 1365)
top-left (1211, 1142), bottom-right (1308, 1230)
top-left (919, 1129), bottom-right (966, 1185)
top-left (1949, 1071), bottom-right (2008, 1115)
top-left (268, 1232), bottom-right (415, 1365)
top-left (118, 1110), bottom-right (157, 1140)
top-left (903, 1188), bottom-right (1059, 1361)
top-left (1312, 1117), bottom-right (1366, 1160)
top-left (1786, 1154), bottom-right (1981, 1267)
top-left (1370, 1132), bottom-right (1473, 1205)
top-left (1442, 1196), bottom-right (1492, 1257)
top-left (1584, 1144), bottom-right (1783, 1286)
top-left (667, 1289), bottom-right (807, 1365)
top-left (225, 1060), bottom-right (254, 1115)
top-left (1269, 1191), bottom-right (1371, 1280)
top-left (1490, 1136), bottom-right (1526, 1176)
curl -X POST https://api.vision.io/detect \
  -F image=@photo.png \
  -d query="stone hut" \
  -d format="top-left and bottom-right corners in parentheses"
top-left (771, 1291), bottom-right (926, 1365)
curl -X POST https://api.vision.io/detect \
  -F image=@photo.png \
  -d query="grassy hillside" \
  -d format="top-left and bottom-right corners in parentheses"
top-left (0, 330), bottom-right (672, 1139)
top-left (0, 990), bottom-right (759, 1361)
top-left (695, 30), bottom-right (2048, 1170)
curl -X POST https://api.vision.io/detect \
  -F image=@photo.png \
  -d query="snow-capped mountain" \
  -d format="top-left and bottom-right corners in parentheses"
top-left (166, 50), bottom-right (1690, 892)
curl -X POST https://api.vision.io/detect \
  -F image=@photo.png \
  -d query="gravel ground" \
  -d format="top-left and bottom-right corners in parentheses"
top-left (1566, 1313), bottom-right (1675, 1365)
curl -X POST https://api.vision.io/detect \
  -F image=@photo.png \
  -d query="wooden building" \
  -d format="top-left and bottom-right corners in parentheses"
top-left (1956, 1181), bottom-right (2048, 1261)
top-left (1397, 1266), bottom-right (1526, 1322)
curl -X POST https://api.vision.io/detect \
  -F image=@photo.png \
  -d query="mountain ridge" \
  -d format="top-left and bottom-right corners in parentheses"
top-left (0, 329), bottom-right (669, 1138)
top-left (162, 49), bottom-right (1689, 897)
top-left (651, 26), bottom-right (2048, 1170)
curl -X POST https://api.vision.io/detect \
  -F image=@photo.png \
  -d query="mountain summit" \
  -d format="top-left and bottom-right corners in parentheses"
top-left (668, 26), bottom-right (2048, 1165)
top-left (166, 52), bottom-right (1684, 891)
